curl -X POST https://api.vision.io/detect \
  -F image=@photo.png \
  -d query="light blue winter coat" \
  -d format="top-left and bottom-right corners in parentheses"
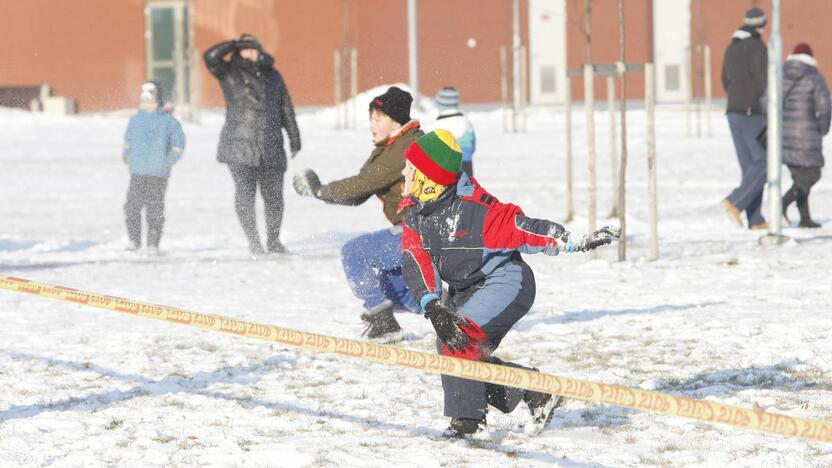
top-left (123, 108), bottom-right (186, 177)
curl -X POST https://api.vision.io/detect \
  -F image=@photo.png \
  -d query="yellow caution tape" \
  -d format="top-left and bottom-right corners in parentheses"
top-left (0, 274), bottom-right (830, 443)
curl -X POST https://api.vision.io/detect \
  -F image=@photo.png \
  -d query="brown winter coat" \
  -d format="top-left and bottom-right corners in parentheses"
top-left (319, 121), bottom-right (423, 225)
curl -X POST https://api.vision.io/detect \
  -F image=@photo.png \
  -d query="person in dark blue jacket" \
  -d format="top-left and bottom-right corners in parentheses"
top-left (122, 81), bottom-right (185, 253)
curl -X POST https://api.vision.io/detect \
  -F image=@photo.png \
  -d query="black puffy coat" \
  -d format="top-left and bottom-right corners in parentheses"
top-left (204, 41), bottom-right (301, 169)
top-left (721, 27), bottom-right (767, 115)
top-left (782, 55), bottom-right (831, 168)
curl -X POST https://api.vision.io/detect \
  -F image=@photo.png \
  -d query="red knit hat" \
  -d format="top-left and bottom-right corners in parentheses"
top-left (793, 43), bottom-right (813, 57)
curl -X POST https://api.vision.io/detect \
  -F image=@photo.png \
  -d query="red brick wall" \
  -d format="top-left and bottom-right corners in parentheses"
top-left (0, 0), bottom-right (145, 111)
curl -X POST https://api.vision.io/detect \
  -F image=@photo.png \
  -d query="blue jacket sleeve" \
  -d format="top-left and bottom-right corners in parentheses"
top-left (123, 116), bottom-right (137, 159)
top-left (166, 116), bottom-right (186, 166)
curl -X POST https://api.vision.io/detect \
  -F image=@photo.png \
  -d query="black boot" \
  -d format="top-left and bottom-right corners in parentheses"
top-left (443, 416), bottom-right (487, 438)
top-left (524, 390), bottom-right (565, 432)
top-left (782, 188), bottom-right (796, 225)
top-left (360, 300), bottom-right (403, 343)
top-left (797, 196), bottom-right (822, 228)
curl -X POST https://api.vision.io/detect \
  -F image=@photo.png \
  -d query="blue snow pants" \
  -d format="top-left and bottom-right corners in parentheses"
top-left (440, 255), bottom-right (537, 420)
top-left (726, 113), bottom-right (768, 226)
top-left (340, 226), bottom-right (419, 313)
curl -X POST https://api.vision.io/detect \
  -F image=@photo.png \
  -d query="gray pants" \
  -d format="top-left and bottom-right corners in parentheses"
top-left (229, 163), bottom-right (284, 252)
top-left (440, 257), bottom-right (536, 420)
top-left (124, 175), bottom-right (168, 247)
top-left (726, 113), bottom-right (767, 226)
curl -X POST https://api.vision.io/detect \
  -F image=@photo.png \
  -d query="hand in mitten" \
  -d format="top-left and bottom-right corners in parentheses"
top-left (584, 226), bottom-right (621, 250)
top-left (561, 226), bottom-right (621, 252)
top-left (292, 169), bottom-right (322, 198)
top-left (424, 300), bottom-right (470, 353)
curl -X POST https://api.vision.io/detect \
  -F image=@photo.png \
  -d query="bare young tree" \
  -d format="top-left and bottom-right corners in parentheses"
top-left (617, 0), bottom-right (628, 261)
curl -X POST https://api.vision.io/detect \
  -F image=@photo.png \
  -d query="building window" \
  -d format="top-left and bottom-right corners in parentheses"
top-left (145, 1), bottom-right (192, 106)
top-left (665, 64), bottom-right (680, 91)
top-left (540, 66), bottom-right (556, 94)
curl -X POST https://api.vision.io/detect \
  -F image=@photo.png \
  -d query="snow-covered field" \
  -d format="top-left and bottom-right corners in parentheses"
top-left (1, 100), bottom-right (831, 467)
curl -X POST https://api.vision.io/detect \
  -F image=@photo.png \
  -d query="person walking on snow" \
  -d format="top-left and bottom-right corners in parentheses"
top-left (292, 87), bottom-right (424, 342)
top-left (425, 86), bottom-right (476, 176)
top-left (122, 81), bottom-right (185, 254)
top-left (204, 33), bottom-right (301, 256)
top-left (781, 42), bottom-right (830, 228)
top-left (399, 130), bottom-right (620, 437)
top-left (720, 7), bottom-right (768, 230)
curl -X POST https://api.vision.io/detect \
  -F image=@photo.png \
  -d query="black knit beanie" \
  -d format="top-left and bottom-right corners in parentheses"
top-left (369, 86), bottom-right (412, 125)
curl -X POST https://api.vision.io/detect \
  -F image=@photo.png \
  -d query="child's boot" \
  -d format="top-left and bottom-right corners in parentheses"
top-left (360, 300), bottom-right (403, 343)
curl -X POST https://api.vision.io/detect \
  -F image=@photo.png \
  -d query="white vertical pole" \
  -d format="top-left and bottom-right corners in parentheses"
top-left (764, 0), bottom-right (786, 242)
top-left (350, 48), bottom-right (358, 129)
top-left (565, 73), bottom-right (574, 222)
top-left (607, 75), bottom-right (618, 218)
top-left (584, 63), bottom-right (597, 259)
top-left (407, 0), bottom-right (419, 107)
top-left (500, 46), bottom-right (509, 132)
top-left (685, 46), bottom-right (692, 137)
top-left (512, 0), bottom-right (521, 133)
top-left (520, 45), bottom-right (528, 132)
top-left (704, 45), bottom-right (712, 137)
top-left (334, 49), bottom-right (342, 129)
top-left (646, 62), bottom-right (658, 261)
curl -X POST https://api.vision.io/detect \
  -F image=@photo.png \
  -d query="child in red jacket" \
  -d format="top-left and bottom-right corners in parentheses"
top-left (399, 130), bottom-right (619, 437)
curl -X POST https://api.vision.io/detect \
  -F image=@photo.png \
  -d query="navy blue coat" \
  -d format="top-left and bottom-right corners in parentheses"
top-left (782, 55), bottom-right (831, 168)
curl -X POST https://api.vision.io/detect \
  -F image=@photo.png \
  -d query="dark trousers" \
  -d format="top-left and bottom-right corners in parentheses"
top-left (726, 113), bottom-right (768, 226)
top-left (783, 166), bottom-right (822, 221)
top-left (229, 163), bottom-right (284, 252)
top-left (124, 175), bottom-right (169, 247)
top-left (440, 258), bottom-right (537, 420)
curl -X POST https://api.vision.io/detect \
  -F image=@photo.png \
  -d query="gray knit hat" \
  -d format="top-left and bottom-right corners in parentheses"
top-left (744, 7), bottom-right (767, 28)
top-left (435, 86), bottom-right (460, 110)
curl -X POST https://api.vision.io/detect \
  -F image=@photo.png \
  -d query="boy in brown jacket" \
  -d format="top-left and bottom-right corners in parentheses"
top-left (293, 87), bottom-right (423, 342)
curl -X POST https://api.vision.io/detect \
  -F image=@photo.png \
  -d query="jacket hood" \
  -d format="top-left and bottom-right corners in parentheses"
top-left (402, 171), bottom-right (474, 216)
top-left (784, 55), bottom-right (817, 80)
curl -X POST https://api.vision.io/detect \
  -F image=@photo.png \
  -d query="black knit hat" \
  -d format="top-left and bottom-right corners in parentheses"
top-left (369, 86), bottom-right (412, 125)
top-left (744, 7), bottom-right (767, 28)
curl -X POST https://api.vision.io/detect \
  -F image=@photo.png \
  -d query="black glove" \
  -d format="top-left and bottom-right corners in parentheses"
top-left (424, 300), bottom-right (470, 353)
top-left (585, 226), bottom-right (621, 251)
top-left (562, 226), bottom-right (620, 252)
top-left (292, 169), bottom-right (322, 198)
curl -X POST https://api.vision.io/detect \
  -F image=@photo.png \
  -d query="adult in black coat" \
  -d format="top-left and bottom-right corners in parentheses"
top-left (204, 34), bottom-right (301, 254)
top-left (720, 7), bottom-right (769, 230)
top-left (781, 43), bottom-right (831, 228)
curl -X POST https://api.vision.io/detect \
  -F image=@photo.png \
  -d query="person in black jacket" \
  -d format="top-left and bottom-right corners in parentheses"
top-left (204, 34), bottom-right (301, 255)
top-left (781, 43), bottom-right (831, 228)
top-left (720, 7), bottom-right (768, 230)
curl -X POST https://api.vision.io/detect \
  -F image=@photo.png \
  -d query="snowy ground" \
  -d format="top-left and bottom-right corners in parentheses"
top-left (1, 99), bottom-right (831, 467)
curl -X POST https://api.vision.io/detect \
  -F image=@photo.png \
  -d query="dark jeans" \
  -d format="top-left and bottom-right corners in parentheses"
top-left (124, 175), bottom-right (169, 247)
top-left (783, 166), bottom-right (822, 221)
top-left (440, 258), bottom-right (537, 420)
top-left (229, 163), bottom-right (284, 252)
top-left (340, 226), bottom-right (419, 313)
top-left (726, 113), bottom-right (768, 226)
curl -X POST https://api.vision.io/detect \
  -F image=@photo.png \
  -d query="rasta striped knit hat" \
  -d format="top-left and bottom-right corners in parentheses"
top-left (405, 130), bottom-right (463, 185)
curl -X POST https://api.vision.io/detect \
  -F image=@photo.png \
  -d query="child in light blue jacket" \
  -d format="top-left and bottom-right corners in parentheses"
top-left (426, 86), bottom-right (476, 176)
top-left (122, 81), bottom-right (185, 253)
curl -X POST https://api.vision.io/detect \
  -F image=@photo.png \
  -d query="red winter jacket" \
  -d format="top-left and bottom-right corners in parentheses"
top-left (400, 174), bottom-right (568, 312)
